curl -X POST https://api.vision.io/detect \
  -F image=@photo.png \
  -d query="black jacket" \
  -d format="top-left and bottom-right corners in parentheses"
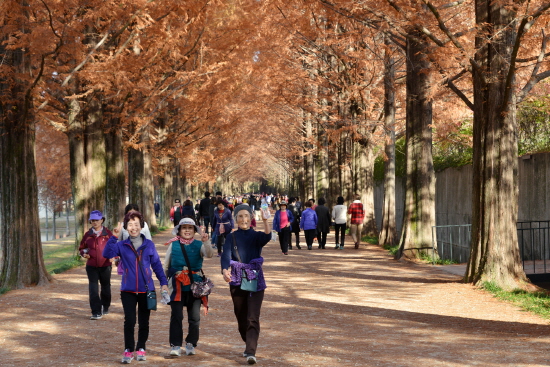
top-left (315, 205), bottom-right (331, 233)
top-left (199, 197), bottom-right (211, 217)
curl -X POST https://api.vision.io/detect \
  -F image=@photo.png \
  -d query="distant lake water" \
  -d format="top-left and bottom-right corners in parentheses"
top-left (41, 229), bottom-right (71, 242)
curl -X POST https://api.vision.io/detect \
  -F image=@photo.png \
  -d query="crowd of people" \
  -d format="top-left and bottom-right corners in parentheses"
top-left (78, 191), bottom-right (365, 365)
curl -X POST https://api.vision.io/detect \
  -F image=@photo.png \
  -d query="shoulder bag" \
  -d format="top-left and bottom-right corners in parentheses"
top-left (131, 248), bottom-right (157, 311)
top-left (180, 243), bottom-right (214, 298)
top-left (231, 233), bottom-right (258, 292)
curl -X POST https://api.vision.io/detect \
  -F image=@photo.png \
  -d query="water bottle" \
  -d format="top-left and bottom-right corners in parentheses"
top-left (160, 290), bottom-right (171, 305)
top-left (260, 198), bottom-right (271, 219)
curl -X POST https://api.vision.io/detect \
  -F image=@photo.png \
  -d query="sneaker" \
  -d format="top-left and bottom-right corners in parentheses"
top-left (90, 314), bottom-right (102, 320)
top-left (334, 244), bottom-right (340, 249)
top-left (243, 351), bottom-right (248, 357)
top-left (283, 252), bottom-right (288, 255)
top-left (185, 342), bottom-right (196, 356)
top-left (247, 355), bottom-right (257, 364)
top-left (121, 349), bottom-right (134, 364)
top-left (296, 244), bottom-right (301, 250)
top-left (136, 348), bottom-right (146, 361)
top-left (288, 245), bottom-right (292, 250)
top-left (170, 346), bottom-right (181, 356)
top-left (102, 307), bottom-right (109, 315)
top-left (340, 245), bottom-right (345, 250)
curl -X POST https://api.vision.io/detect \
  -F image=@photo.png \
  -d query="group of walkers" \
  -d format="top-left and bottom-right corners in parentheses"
top-left (79, 201), bottom-right (272, 365)
top-left (271, 194), bottom-right (365, 254)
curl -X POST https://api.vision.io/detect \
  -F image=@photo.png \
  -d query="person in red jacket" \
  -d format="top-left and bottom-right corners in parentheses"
top-left (79, 210), bottom-right (113, 320)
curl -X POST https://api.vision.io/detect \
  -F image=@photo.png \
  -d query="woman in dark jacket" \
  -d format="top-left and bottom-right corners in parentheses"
top-left (79, 210), bottom-right (113, 320)
top-left (211, 200), bottom-right (234, 257)
top-left (288, 198), bottom-right (301, 250)
top-left (182, 200), bottom-right (196, 218)
top-left (314, 198), bottom-right (331, 249)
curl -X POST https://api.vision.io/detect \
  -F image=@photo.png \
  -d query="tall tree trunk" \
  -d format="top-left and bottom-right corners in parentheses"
top-left (357, 139), bottom-right (378, 237)
top-left (396, 30), bottom-right (436, 260)
top-left (128, 146), bottom-right (145, 214)
top-left (159, 157), bottom-right (173, 227)
top-left (466, 1), bottom-right (528, 289)
top-left (104, 119), bottom-right (126, 229)
top-left (66, 199), bottom-right (71, 236)
top-left (379, 41), bottom-right (398, 247)
top-left (142, 127), bottom-right (158, 232)
top-left (0, 43), bottom-right (50, 288)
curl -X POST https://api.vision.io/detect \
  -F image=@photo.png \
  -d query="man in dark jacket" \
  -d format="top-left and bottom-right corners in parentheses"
top-left (199, 192), bottom-right (212, 234)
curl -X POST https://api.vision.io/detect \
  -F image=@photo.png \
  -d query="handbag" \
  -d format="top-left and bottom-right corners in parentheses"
top-left (231, 234), bottom-right (258, 292)
top-left (180, 243), bottom-right (214, 298)
top-left (132, 248), bottom-right (157, 311)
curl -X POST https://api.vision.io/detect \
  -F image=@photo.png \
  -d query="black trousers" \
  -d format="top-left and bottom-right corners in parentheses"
top-left (202, 216), bottom-right (211, 234)
top-left (85, 265), bottom-right (112, 315)
top-left (278, 227), bottom-right (291, 253)
top-left (169, 291), bottom-right (202, 347)
top-left (217, 233), bottom-right (227, 254)
top-left (291, 230), bottom-right (300, 247)
top-left (120, 292), bottom-right (151, 352)
top-left (304, 229), bottom-right (316, 249)
top-left (334, 223), bottom-right (346, 246)
top-left (317, 231), bottom-right (328, 248)
top-left (230, 285), bottom-right (264, 357)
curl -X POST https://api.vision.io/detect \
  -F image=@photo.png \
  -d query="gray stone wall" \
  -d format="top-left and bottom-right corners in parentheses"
top-left (374, 152), bottom-right (550, 233)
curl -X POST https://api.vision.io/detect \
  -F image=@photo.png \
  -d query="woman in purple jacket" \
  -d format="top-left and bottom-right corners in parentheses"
top-left (299, 201), bottom-right (318, 250)
top-left (103, 211), bottom-right (168, 364)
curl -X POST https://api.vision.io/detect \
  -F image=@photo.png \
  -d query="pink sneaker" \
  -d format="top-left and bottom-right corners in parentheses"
top-left (121, 350), bottom-right (133, 364)
top-left (136, 348), bottom-right (146, 361)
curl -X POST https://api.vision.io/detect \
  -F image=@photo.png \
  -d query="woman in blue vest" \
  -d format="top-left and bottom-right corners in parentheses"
top-left (164, 217), bottom-right (213, 357)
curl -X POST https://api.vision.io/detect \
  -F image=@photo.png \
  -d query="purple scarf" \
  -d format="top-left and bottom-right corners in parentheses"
top-left (229, 257), bottom-right (266, 291)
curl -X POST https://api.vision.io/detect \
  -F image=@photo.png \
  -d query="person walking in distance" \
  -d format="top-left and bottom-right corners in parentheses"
top-left (79, 210), bottom-right (113, 320)
top-left (199, 192), bottom-right (212, 234)
top-left (314, 198), bottom-right (331, 249)
top-left (272, 201), bottom-right (294, 255)
top-left (332, 196), bottom-right (347, 249)
top-left (287, 197), bottom-right (301, 250)
top-left (348, 194), bottom-right (365, 249)
top-left (300, 201), bottom-right (318, 250)
top-left (170, 199), bottom-right (184, 227)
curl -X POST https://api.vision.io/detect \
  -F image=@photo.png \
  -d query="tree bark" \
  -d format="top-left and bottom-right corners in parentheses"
top-left (104, 119), bottom-right (126, 229)
top-left (465, 0), bottom-right (528, 289)
top-left (0, 43), bottom-right (50, 288)
top-left (396, 30), bottom-right (436, 260)
top-left (379, 41), bottom-right (398, 247)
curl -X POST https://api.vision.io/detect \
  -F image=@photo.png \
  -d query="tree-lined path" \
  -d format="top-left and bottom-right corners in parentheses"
top-left (1, 224), bottom-right (550, 366)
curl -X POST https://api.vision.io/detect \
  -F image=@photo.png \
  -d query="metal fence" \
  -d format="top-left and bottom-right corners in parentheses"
top-left (431, 224), bottom-right (471, 264)
top-left (432, 222), bottom-right (550, 279)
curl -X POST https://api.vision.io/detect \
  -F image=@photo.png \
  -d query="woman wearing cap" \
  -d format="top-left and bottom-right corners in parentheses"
top-left (103, 211), bottom-right (168, 364)
top-left (221, 204), bottom-right (271, 365)
top-left (272, 201), bottom-right (294, 255)
top-left (79, 210), bottom-right (113, 320)
top-left (163, 217), bottom-right (213, 357)
top-left (211, 200), bottom-right (234, 257)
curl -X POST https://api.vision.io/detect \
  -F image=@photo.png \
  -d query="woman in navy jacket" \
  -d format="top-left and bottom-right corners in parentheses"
top-left (103, 211), bottom-right (168, 364)
top-left (211, 200), bottom-right (234, 257)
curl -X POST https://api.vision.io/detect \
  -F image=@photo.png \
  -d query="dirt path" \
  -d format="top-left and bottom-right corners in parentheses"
top-left (1, 222), bottom-right (550, 366)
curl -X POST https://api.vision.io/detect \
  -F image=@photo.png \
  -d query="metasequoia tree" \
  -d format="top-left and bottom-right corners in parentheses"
top-left (0, 1), bottom-right (52, 288)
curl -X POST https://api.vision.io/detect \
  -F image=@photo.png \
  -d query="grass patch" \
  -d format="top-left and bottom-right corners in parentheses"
top-left (419, 252), bottom-right (459, 265)
top-left (482, 281), bottom-right (550, 319)
top-left (361, 235), bottom-right (378, 245)
top-left (383, 244), bottom-right (400, 256)
top-left (0, 287), bottom-right (9, 296)
top-left (47, 257), bottom-right (83, 275)
top-left (151, 225), bottom-right (169, 236)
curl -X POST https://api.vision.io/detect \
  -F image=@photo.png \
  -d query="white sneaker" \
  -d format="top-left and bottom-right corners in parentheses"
top-left (185, 342), bottom-right (196, 356)
top-left (247, 355), bottom-right (257, 364)
top-left (170, 346), bottom-right (181, 356)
